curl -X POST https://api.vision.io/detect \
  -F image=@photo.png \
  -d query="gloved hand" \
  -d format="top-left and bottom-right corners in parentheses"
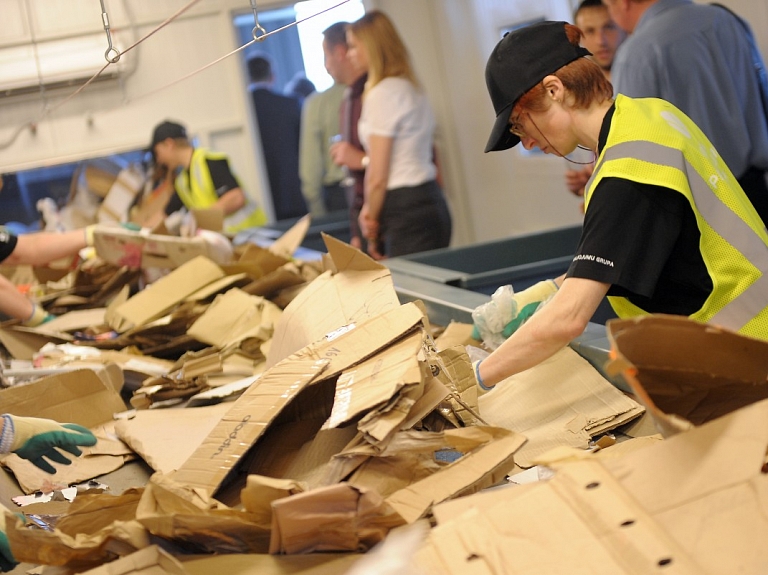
top-left (0, 414), bottom-right (97, 474)
top-left (21, 303), bottom-right (55, 327)
top-left (471, 280), bottom-right (559, 347)
top-left (0, 509), bottom-right (21, 573)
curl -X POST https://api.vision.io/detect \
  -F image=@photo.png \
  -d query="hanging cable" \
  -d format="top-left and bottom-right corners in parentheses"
top-left (254, 0), bottom-right (350, 42)
top-left (106, 0), bottom-right (352, 105)
top-left (100, 0), bottom-right (122, 63)
top-left (42, 0), bottom-right (204, 119)
top-left (249, 0), bottom-right (267, 41)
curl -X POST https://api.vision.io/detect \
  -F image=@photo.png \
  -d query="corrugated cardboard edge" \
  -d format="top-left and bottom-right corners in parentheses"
top-left (174, 303), bottom-right (427, 494)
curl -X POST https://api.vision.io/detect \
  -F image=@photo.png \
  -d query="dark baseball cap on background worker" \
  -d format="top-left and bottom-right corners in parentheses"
top-left (484, 21), bottom-right (591, 153)
top-left (147, 120), bottom-right (187, 161)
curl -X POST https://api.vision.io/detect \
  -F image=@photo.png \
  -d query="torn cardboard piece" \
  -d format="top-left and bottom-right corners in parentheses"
top-left (186, 288), bottom-right (282, 349)
top-left (416, 397), bottom-right (768, 575)
top-left (174, 303), bottom-right (426, 495)
top-left (269, 483), bottom-right (402, 554)
top-left (268, 214), bottom-right (311, 260)
top-left (373, 426), bottom-right (525, 523)
top-left (106, 256), bottom-right (225, 333)
top-left (0, 369), bottom-right (125, 427)
top-left (266, 235), bottom-right (400, 368)
top-left (135, 473), bottom-right (271, 555)
top-left (324, 331), bottom-right (425, 438)
top-left (240, 475), bottom-right (307, 528)
top-left (114, 403), bottom-right (233, 475)
top-left (479, 346), bottom-right (644, 467)
top-left (606, 314), bottom-right (768, 435)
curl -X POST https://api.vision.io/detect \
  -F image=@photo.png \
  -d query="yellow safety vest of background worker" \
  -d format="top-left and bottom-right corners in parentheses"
top-left (176, 147), bottom-right (267, 233)
top-left (585, 95), bottom-right (768, 340)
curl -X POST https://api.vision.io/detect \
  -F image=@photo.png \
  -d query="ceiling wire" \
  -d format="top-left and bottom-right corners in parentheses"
top-left (120, 0), bottom-right (352, 106)
top-left (0, 0), bottom-right (204, 152)
top-left (1, 0), bottom-right (351, 153)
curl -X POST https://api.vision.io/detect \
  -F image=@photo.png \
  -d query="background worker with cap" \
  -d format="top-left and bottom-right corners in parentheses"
top-left (472, 21), bottom-right (768, 392)
top-left (149, 120), bottom-right (267, 233)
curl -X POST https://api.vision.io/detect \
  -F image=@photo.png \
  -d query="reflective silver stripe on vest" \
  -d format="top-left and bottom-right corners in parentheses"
top-left (590, 140), bottom-right (768, 330)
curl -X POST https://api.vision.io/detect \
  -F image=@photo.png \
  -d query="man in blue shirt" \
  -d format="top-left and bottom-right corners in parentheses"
top-left (604, 0), bottom-right (768, 226)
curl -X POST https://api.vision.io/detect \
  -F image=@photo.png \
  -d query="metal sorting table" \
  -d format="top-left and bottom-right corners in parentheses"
top-left (235, 209), bottom-right (352, 253)
top-left (386, 225), bottom-right (583, 294)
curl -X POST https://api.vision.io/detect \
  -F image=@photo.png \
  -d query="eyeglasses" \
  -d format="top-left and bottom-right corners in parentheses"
top-left (508, 113), bottom-right (526, 138)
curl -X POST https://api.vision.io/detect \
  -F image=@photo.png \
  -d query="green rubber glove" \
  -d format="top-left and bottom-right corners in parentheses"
top-left (471, 280), bottom-right (559, 345)
top-left (500, 279), bottom-right (559, 337)
top-left (0, 507), bottom-right (23, 573)
top-left (1, 414), bottom-right (97, 474)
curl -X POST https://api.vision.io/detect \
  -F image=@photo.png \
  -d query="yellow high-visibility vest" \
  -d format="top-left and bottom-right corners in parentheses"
top-left (176, 148), bottom-right (267, 233)
top-left (584, 95), bottom-right (768, 340)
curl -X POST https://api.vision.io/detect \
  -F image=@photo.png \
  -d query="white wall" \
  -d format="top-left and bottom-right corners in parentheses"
top-left (0, 0), bottom-right (275, 218)
top-left (2, 0), bottom-right (768, 245)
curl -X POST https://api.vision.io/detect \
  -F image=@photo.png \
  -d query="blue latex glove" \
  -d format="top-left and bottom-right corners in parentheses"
top-left (1, 414), bottom-right (97, 474)
top-left (471, 280), bottom-right (559, 344)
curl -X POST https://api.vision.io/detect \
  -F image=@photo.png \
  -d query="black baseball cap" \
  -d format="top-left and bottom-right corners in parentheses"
top-left (484, 21), bottom-right (591, 152)
top-left (148, 121), bottom-right (187, 156)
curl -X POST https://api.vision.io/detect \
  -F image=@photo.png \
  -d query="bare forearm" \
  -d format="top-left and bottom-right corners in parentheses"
top-left (479, 277), bottom-right (608, 387)
top-left (8, 230), bottom-right (87, 266)
top-left (215, 189), bottom-right (245, 216)
top-left (364, 177), bottom-right (387, 220)
top-left (0, 275), bottom-right (34, 321)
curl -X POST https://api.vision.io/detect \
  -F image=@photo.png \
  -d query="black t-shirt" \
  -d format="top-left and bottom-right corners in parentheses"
top-left (566, 105), bottom-right (712, 315)
top-left (165, 157), bottom-right (239, 215)
top-left (0, 228), bottom-right (17, 263)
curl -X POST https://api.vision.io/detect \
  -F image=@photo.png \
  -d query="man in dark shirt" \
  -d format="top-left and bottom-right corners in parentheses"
top-left (246, 53), bottom-right (306, 221)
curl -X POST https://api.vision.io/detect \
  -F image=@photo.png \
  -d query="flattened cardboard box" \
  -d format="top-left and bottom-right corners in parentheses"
top-left (174, 302), bottom-right (426, 494)
top-left (606, 314), bottom-right (768, 434)
top-left (93, 227), bottom-right (223, 270)
top-left (478, 346), bottom-right (644, 467)
top-left (414, 397), bottom-right (768, 575)
top-left (107, 256), bottom-right (225, 333)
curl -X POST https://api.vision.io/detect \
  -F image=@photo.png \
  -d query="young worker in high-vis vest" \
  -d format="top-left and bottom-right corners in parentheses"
top-left (472, 21), bottom-right (768, 392)
top-left (149, 121), bottom-right (267, 234)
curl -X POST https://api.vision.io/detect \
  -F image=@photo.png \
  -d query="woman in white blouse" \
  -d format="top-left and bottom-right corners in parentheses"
top-left (345, 10), bottom-right (452, 259)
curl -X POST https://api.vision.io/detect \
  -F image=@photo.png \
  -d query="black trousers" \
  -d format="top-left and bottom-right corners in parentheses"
top-left (379, 179), bottom-right (452, 258)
